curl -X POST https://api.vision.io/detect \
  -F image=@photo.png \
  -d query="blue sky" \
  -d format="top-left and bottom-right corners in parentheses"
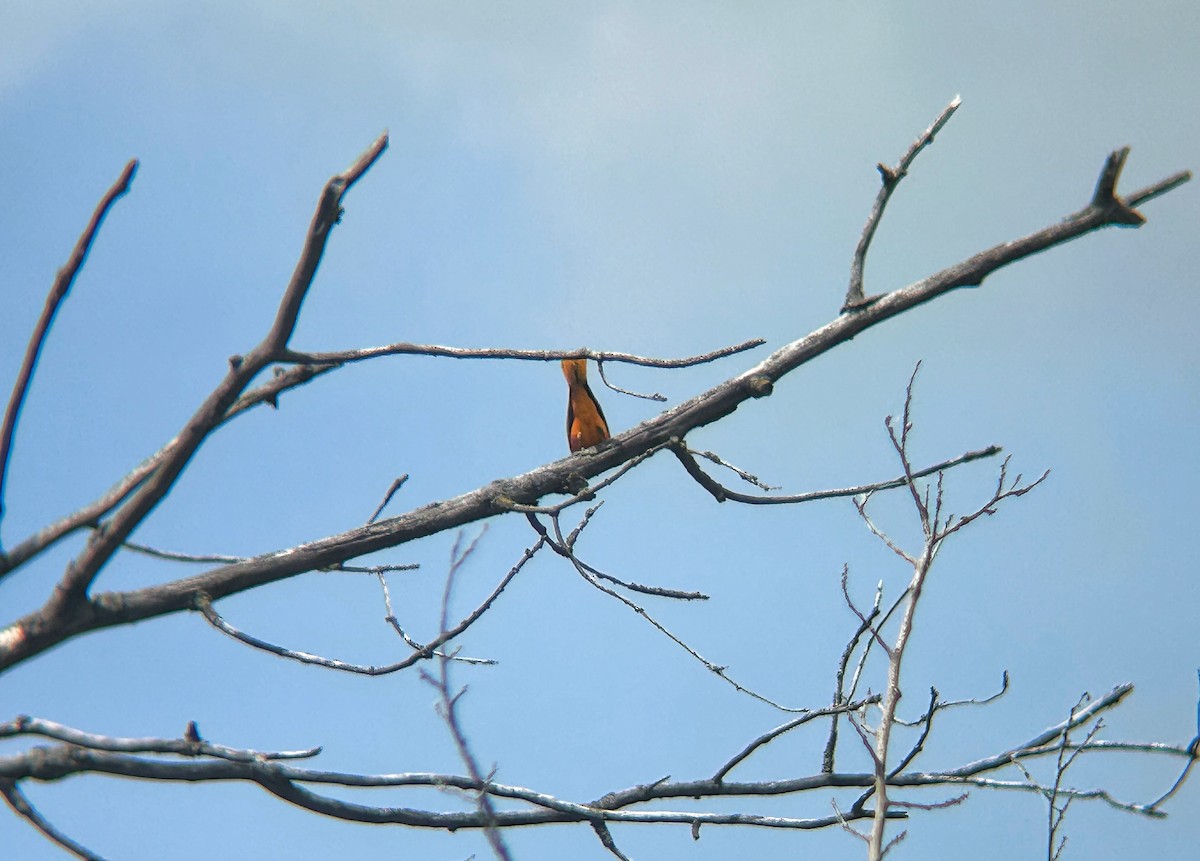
top-left (1, 3), bottom-right (1197, 859)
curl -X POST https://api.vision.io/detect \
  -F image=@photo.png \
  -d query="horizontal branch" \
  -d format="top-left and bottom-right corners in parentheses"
top-left (675, 443), bottom-right (1002, 504)
top-left (282, 339), bottom-right (765, 369)
top-left (942, 775), bottom-right (1167, 818)
top-left (0, 715), bottom-right (318, 762)
top-left (0, 740), bottom-right (903, 830)
top-left (4, 694), bottom-right (1182, 832)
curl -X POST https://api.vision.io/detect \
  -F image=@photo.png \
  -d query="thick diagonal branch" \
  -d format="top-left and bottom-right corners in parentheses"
top-left (0, 147), bottom-right (1188, 673)
top-left (39, 134), bottom-right (387, 620)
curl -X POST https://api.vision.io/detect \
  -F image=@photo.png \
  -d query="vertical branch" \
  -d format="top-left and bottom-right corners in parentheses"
top-left (859, 369), bottom-right (1046, 859)
top-left (868, 545), bottom-right (934, 861)
top-left (423, 528), bottom-right (513, 861)
top-left (825, 572), bottom-right (883, 773)
top-left (1047, 697), bottom-right (1104, 861)
top-left (844, 98), bottom-right (961, 309)
top-left (0, 160), bottom-right (138, 542)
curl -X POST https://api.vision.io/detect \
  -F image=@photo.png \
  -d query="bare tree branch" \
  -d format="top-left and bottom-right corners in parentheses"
top-left (0, 363), bottom-right (340, 580)
top-left (2, 694), bottom-right (1184, 836)
top-left (117, 536), bottom-right (418, 574)
top-left (0, 778), bottom-right (107, 861)
top-left (194, 531), bottom-right (539, 674)
top-left (714, 698), bottom-right (882, 782)
top-left (0, 740), bottom-right (902, 828)
top-left (0, 336), bottom-right (759, 574)
top-left (282, 338), bottom-right (765, 369)
top-left (28, 132), bottom-right (389, 634)
top-left (595, 359), bottom-right (668, 401)
top-left (686, 447), bottom-right (780, 491)
top-left (0, 92), bottom-right (1193, 861)
top-left (915, 684), bottom-right (1135, 779)
top-left (825, 577), bottom-right (884, 773)
top-left (1146, 750), bottom-right (1197, 811)
top-left (420, 530), bottom-right (513, 861)
top-left (368, 475), bottom-right (409, 524)
top-left (0, 132), bottom-right (1185, 673)
top-left (590, 819), bottom-right (634, 860)
top-left (496, 441), bottom-right (673, 516)
top-left (674, 440), bottom-right (1002, 505)
top-left (845, 96), bottom-right (961, 309)
top-left (526, 506), bottom-right (708, 601)
top-left (0, 715), bottom-right (320, 761)
top-left (0, 160), bottom-right (138, 542)
top-left (850, 369), bottom-right (1050, 859)
top-left (546, 511), bottom-right (802, 711)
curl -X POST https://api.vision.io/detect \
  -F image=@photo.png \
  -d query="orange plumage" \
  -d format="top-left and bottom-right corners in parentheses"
top-left (562, 358), bottom-right (610, 452)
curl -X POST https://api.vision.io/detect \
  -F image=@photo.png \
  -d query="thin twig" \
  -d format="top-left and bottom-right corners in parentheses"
top-left (119, 540), bottom-right (246, 565)
top-left (844, 580), bottom-right (909, 711)
top-left (197, 593), bottom-right (493, 672)
top-left (1145, 752), bottom-right (1197, 810)
top-left (528, 511), bottom-right (707, 600)
top-left (715, 698), bottom-right (881, 782)
top-left (368, 475), bottom-right (409, 524)
top-left (0, 779), bottom-right (107, 861)
top-left (887, 364), bottom-right (930, 534)
top-left (855, 495), bottom-right (916, 565)
top-left (1045, 696), bottom-right (1103, 861)
top-left (596, 359), bottom-right (668, 401)
top-left (930, 684), bottom-right (1135, 780)
top-left (888, 688), bottom-right (940, 778)
top-left (194, 530), bottom-right (538, 674)
top-left (675, 439), bottom-right (1001, 505)
top-left (937, 456), bottom-right (1051, 541)
top-left (422, 529), bottom-right (513, 861)
top-left (947, 775), bottom-right (1167, 818)
top-left (548, 514), bottom-right (804, 712)
top-left (0, 159), bottom-right (138, 541)
top-left (116, 536), bottom-right (418, 574)
top-left (936, 672), bottom-right (1010, 710)
top-left (688, 448), bottom-right (779, 491)
top-left (839, 567), bottom-right (892, 654)
top-left (844, 97), bottom-right (961, 309)
top-left (825, 576), bottom-right (884, 772)
top-left (1124, 169), bottom-right (1192, 207)
top-left (890, 674), bottom-right (1010, 729)
top-left (0, 715), bottom-right (320, 761)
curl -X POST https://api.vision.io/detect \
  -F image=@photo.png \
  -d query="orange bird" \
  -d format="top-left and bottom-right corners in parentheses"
top-left (562, 358), bottom-right (610, 452)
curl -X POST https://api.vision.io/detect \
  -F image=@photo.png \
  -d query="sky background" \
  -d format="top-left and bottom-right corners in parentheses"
top-left (1, 2), bottom-right (1197, 859)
